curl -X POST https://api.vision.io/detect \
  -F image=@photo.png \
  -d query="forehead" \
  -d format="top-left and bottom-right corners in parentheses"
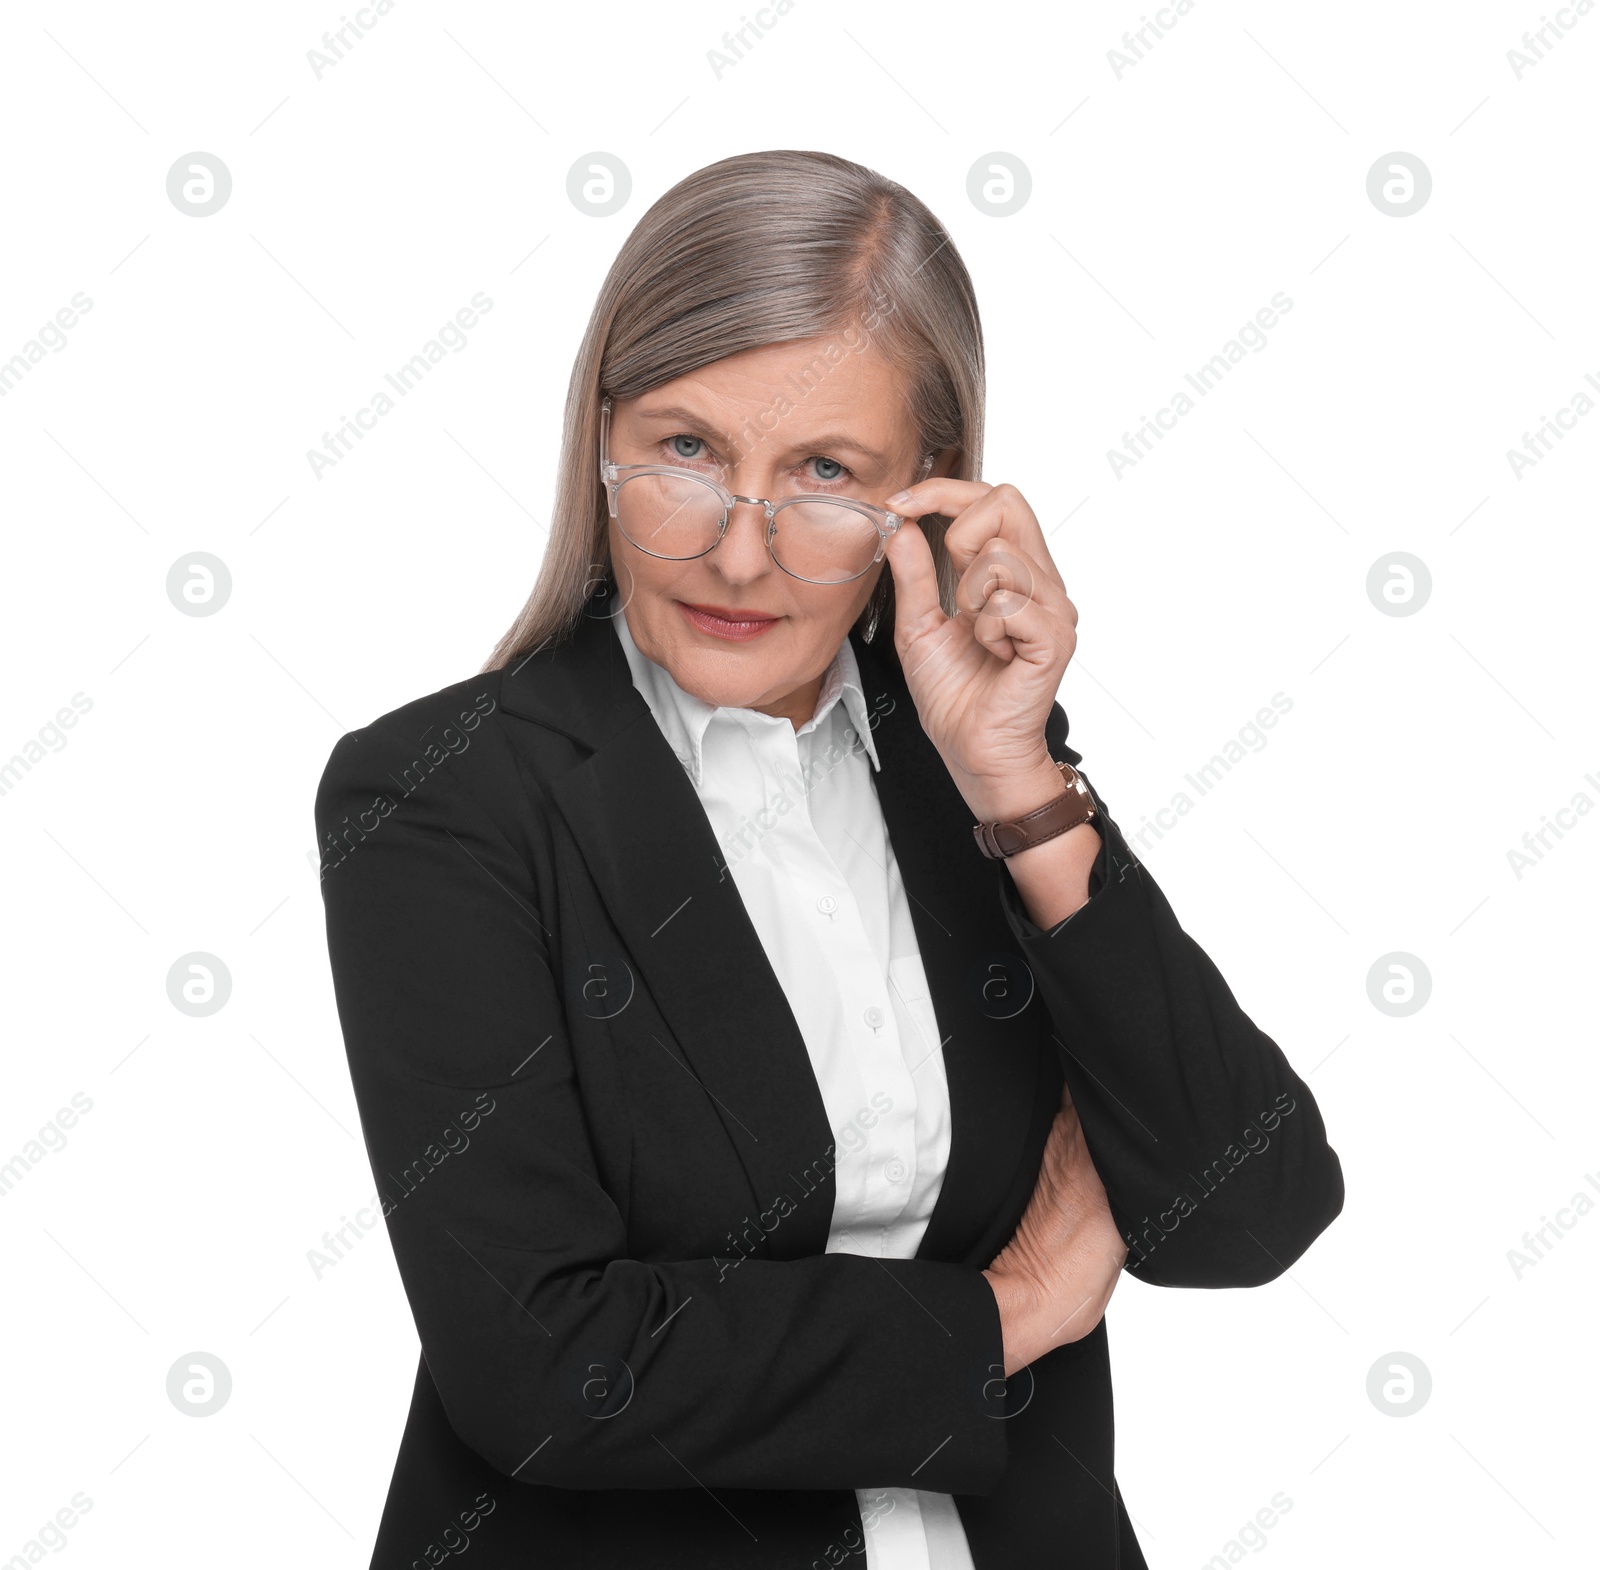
top-left (623, 334), bottom-right (915, 455)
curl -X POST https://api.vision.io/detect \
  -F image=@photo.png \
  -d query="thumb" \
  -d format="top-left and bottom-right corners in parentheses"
top-left (883, 518), bottom-right (946, 644)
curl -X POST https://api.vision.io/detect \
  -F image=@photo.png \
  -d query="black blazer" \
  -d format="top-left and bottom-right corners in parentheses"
top-left (315, 592), bottom-right (1344, 1569)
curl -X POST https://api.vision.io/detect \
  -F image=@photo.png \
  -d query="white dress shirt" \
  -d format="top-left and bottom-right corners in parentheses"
top-left (614, 596), bottom-right (978, 1570)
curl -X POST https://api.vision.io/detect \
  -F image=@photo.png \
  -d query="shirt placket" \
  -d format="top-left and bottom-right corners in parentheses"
top-left (790, 716), bottom-right (922, 1259)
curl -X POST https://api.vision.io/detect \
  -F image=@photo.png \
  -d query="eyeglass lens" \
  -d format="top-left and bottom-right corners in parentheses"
top-left (613, 473), bottom-right (885, 585)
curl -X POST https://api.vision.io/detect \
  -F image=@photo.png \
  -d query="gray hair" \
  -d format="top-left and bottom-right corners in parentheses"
top-left (482, 148), bottom-right (986, 672)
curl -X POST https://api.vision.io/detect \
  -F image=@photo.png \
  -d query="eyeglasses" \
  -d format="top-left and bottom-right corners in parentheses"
top-left (599, 395), bottom-right (933, 585)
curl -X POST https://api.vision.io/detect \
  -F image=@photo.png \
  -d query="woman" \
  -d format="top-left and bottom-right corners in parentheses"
top-left (315, 149), bottom-right (1343, 1569)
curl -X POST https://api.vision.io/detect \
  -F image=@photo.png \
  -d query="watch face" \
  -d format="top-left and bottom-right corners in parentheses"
top-left (1060, 763), bottom-right (1095, 810)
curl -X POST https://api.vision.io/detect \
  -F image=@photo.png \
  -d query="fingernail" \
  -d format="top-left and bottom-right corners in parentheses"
top-left (886, 490), bottom-right (914, 508)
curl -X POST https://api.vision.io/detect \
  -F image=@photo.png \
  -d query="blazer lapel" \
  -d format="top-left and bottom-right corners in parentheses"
top-left (851, 632), bottom-right (1048, 1265)
top-left (496, 600), bottom-right (839, 1258)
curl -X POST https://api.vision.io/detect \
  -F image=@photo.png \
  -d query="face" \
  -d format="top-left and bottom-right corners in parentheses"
top-left (606, 334), bottom-right (943, 727)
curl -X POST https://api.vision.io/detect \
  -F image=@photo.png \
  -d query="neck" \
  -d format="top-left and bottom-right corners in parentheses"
top-left (751, 671), bottom-right (824, 733)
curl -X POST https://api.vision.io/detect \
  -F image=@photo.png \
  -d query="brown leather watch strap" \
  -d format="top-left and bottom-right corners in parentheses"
top-left (972, 760), bottom-right (1098, 860)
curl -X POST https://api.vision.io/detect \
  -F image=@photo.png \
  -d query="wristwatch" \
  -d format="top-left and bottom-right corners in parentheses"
top-left (972, 760), bottom-right (1098, 860)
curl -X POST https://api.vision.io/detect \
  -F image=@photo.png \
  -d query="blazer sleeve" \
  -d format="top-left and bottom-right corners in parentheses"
top-left (992, 701), bottom-right (1345, 1289)
top-left (315, 720), bottom-right (1008, 1495)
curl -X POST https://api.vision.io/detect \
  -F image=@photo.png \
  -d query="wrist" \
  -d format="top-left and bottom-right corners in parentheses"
top-left (981, 1266), bottom-right (1052, 1377)
top-left (959, 752), bottom-right (1064, 825)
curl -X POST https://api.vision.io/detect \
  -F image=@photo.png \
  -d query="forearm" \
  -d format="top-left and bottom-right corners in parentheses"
top-left (957, 754), bottom-right (1103, 930)
top-left (1003, 817), bottom-right (1101, 929)
top-left (394, 1219), bottom-right (1010, 1491)
top-left (997, 784), bottom-right (1345, 1286)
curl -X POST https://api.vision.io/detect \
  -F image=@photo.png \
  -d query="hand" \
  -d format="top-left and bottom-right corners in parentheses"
top-left (982, 1081), bottom-right (1128, 1376)
top-left (882, 479), bottom-right (1079, 824)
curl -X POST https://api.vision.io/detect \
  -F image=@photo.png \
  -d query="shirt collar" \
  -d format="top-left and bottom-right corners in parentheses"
top-left (611, 590), bottom-right (882, 784)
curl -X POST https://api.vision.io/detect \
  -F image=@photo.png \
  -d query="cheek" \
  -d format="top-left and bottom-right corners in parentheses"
top-left (769, 585), bottom-right (875, 683)
top-left (610, 523), bottom-right (695, 615)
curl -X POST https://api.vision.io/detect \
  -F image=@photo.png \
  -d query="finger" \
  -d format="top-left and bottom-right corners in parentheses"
top-left (958, 546), bottom-right (1073, 668)
top-left (954, 538), bottom-right (1051, 624)
top-left (885, 476), bottom-right (992, 521)
top-left (881, 516), bottom-right (946, 643)
top-left (935, 482), bottom-right (1064, 591)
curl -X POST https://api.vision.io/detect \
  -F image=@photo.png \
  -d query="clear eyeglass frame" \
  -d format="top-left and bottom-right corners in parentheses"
top-left (598, 394), bottom-right (934, 585)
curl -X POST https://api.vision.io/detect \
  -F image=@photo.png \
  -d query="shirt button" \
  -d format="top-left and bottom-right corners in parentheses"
top-left (885, 1157), bottom-right (908, 1183)
top-left (863, 1005), bottom-right (885, 1029)
top-left (817, 894), bottom-right (839, 915)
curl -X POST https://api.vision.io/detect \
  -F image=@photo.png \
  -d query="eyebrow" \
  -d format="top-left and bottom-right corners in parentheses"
top-left (630, 403), bottom-right (891, 466)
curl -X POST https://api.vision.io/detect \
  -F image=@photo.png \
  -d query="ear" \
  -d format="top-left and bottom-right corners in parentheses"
top-left (926, 445), bottom-right (962, 481)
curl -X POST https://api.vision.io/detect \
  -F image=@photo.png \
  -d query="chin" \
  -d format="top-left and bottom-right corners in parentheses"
top-left (668, 647), bottom-right (780, 710)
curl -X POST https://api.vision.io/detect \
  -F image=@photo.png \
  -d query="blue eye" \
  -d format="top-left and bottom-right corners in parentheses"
top-left (670, 434), bottom-right (705, 460)
top-left (806, 456), bottom-right (847, 484)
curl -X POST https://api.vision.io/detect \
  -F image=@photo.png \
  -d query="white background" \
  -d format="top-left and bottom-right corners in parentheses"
top-left (2, 0), bottom-right (1596, 1564)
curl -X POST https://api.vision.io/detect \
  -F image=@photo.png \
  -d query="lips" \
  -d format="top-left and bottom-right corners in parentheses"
top-left (678, 602), bottom-right (781, 642)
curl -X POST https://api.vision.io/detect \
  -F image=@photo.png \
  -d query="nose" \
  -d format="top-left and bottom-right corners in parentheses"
top-left (707, 496), bottom-right (774, 583)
